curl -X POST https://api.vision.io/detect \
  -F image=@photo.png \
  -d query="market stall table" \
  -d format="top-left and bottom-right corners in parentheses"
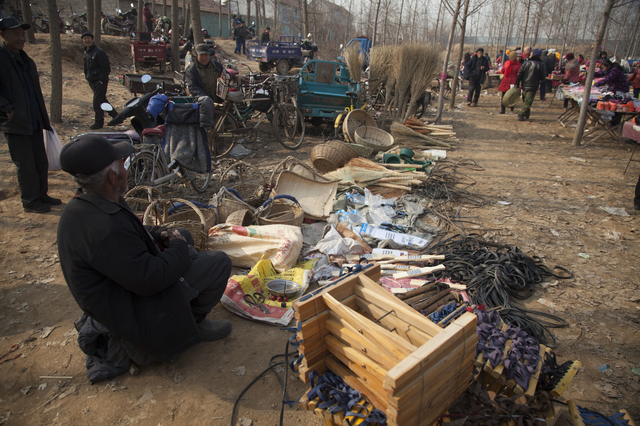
top-left (622, 121), bottom-right (640, 174)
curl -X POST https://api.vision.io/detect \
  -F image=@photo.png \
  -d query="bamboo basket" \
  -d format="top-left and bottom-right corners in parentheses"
top-left (168, 202), bottom-right (216, 232)
top-left (219, 160), bottom-right (269, 208)
top-left (210, 187), bottom-right (257, 224)
top-left (311, 144), bottom-right (349, 173)
top-left (326, 140), bottom-right (359, 161)
top-left (342, 109), bottom-right (377, 144)
top-left (256, 195), bottom-right (305, 227)
top-left (124, 186), bottom-right (163, 220)
top-left (354, 126), bottom-right (395, 153)
top-left (225, 209), bottom-right (255, 226)
top-left (143, 198), bottom-right (208, 251)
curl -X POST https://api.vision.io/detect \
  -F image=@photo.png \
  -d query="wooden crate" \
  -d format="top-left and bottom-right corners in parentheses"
top-left (292, 265), bottom-right (478, 426)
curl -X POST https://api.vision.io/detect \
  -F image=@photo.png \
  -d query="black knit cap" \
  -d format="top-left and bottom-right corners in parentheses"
top-left (81, 30), bottom-right (94, 39)
top-left (60, 134), bottom-right (133, 176)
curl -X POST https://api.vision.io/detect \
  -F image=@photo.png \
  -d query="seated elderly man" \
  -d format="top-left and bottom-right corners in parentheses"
top-left (57, 134), bottom-right (231, 382)
top-left (185, 43), bottom-right (224, 101)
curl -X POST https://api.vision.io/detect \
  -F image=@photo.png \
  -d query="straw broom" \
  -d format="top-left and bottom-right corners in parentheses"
top-left (391, 122), bottom-right (452, 148)
top-left (344, 44), bottom-right (362, 83)
top-left (404, 44), bottom-right (440, 121)
top-left (369, 46), bottom-right (395, 97)
top-left (393, 44), bottom-right (424, 122)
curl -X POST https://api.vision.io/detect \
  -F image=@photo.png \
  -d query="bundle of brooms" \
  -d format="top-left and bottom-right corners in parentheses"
top-left (391, 122), bottom-right (454, 149)
top-left (324, 157), bottom-right (426, 194)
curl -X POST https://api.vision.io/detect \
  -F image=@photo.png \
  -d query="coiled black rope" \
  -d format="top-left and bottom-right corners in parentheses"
top-left (423, 235), bottom-right (571, 347)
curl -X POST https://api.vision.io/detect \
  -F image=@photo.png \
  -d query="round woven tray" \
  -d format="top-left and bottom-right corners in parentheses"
top-left (143, 198), bottom-right (208, 251)
top-left (326, 140), bottom-right (359, 161)
top-left (256, 195), bottom-right (304, 227)
top-left (345, 143), bottom-right (374, 158)
top-left (210, 187), bottom-right (257, 224)
top-left (310, 144), bottom-right (348, 173)
top-left (354, 126), bottom-right (395, 153)
top-left (342, 109), bottom-right (376, 144)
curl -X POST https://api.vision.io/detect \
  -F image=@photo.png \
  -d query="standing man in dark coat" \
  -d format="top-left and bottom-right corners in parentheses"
top-left (57, 134), bottom-right (232, 378)
top-left (233, 22), bottom-right (246, 55)
top-left (464, 47), bottom-right (490, 107)
top-left (261, 26), bottom-right (270, 43)
top-left (515, 48), bottom-right (547, 122)
top-left (82, 30), bottom-right (118, 129)
top-left (185, 43), bottom-right (224, 101)
top-left (0, 17), bottom-right (61, 213)
top-left (142, 2), bottom-right (154, 32)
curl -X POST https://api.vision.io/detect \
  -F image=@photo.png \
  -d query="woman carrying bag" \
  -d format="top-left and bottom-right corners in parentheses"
top-left (498, 52), bottom-right (521, 114)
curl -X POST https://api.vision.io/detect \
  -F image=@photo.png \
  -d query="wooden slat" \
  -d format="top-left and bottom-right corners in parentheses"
top-left (293, 266), bottom-right (381, 321)
top-left (357, 275), bottom-right (441, 336)
top-left (297, 295), bottom-right (358, 343)
top-left (298, 359), bottom-right (328, 384)
top-left (327, 338), bottom-right (386, 396)
top-left (326, 356), bottom-right (388, 412)
top-left (325, 334), bottom-right (388, 387)
top-left (525, 345), bottom-right (547, 396)
top-left (299, 387), bottom-right (311, 410)
top-left (355, 297), bottom-right (431, 347)
top-left (326, 315), bottom-right (397, 370)
top-left (384, 312), bottom-right (477, 392)
top-left (387, 336), bottom-right (477, 410)
top-left (324, 293), bottom-right (416, 362)
top-left (411, 288), bottom-right (450, 311)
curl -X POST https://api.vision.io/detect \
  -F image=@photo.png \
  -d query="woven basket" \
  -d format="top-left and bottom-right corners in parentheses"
top-left (210, 187), bottom-right (257, 224)
top-left (354, 126), bottom-right (395, 153)
top-left (256, 195), bottom-right (305, 227)
top-left (143, 198), bottom-right (208, 251)
top-left (345, 143), bottom-right (374, 158)
top-left (226, 209), bottom-right (254, 226)
top-left (168, 202), bottom-right (216, 232)
top-left (311, 144), bottom-right (348, 173)
top-left (342, 109), bottom-right (376, 143)
top-left (219, 160), bottom-right (269, 208)
top-left (124, 186), bottom-right (163, 220)
top-left (326, 140), bottom-right (359, 161)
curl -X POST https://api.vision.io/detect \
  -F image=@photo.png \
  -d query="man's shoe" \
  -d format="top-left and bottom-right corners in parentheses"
top-left (197, 319), bottom-right (232, 341)
top-left (40, 195), bottom-right (62, 205)
top-left (89, 122), bottom-right (104, 130)
top-left (518, 116), bottom-right (526, 121)
top-left (23, 202), bottom-right (51, 213)
top-left (471, 102), bottom-right (477, 107)
top-left (634, 204), bottom-right (640, 211)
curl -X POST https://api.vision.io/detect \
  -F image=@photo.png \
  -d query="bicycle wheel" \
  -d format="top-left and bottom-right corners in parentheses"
top-left (208, 112), bottom-right (238, 160)
top-left (272, 104), bottom-right (305, 150)
top-left (190, 170), bottom-right (211, 193)
top-left (126, 152), bottom-right (165, 191)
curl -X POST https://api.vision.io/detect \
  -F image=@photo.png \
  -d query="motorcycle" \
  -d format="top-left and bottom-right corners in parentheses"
top-left (57, 8), bottom-right (66, 34)
top-left (154, 16), bottom-right (171, 35)
top-left (67, 7), bottom-right (88, 34)
top-left (301, 33), bottom-right (318, 63)
top-left (102, 4), bottom-right (137, 36)
top-left (32, 11), bottom-right (50, 33)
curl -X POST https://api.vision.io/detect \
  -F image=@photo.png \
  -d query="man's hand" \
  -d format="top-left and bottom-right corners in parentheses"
top-left (160, 229), bottom-right (187, 246)
top-left (7, 109), bottom-right (14, 120)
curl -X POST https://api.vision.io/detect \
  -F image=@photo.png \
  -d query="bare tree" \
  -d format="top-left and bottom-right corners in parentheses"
top-left (302, 0), bottom-right (309, 36)
top-left (372, 0), bottom-right (381, 46)
top-left (163, 0), bottom-right (167, 17)
top-left (172, 0), bottom-right (179, 71)
top-left (573, 0), bottom-right (617, 146)
top-left (94, 0), bottom-right (101, 45)
top-left (86, 0), bottom-right (94, 34)
top-left (395, 0), bottom-right (405, 45)
top-left (21, 0), bottom-right (35, 42)
top-left (48, 0), bottom-right (63, 123)
top-left (218, 0), bottom-right (223, 36)
top-left (520, 0), bottom-right (532, 48)
top-left (185, 0), bottom-right (190, 37)
top-left (449, 0), bottom-right (471, 109)
top-left (137, 0), bottom-right (144, 34)
top-left (190, 0), bottom-right (203, 44)
top-left (435, 0), bottom-right (462, 124)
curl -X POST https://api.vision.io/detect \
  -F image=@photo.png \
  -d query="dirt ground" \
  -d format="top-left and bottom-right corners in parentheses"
top-left (0, 34), bottom-right (638, 425)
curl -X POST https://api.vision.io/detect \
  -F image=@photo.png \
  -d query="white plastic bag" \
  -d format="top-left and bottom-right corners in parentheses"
top-left (43, 127), bottom-right (62, 171)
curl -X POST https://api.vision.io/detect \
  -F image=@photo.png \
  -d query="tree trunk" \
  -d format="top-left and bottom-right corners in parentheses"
top-left (228, 0), bottom-right (232, 36)
top-left (626, 15), bottom-right (640, 57)
top-left (395, 0), bottom-right (404, 45)
top-left (302, 0), bottom-right (308, 36)
top-left (171, 0), bottom-right (179, 71)
top-left (433, 0), bottom-right (441, 45)
top-left (94, 0), bottom-right (101, 45)
top-left (137, 0), bottom-right (144, 35)
top-left (48, 0), bottom-right (63, 123)
top-left (613, 2), bottom-right (633, 57)
top-left (435, 0), bottom-right (462, 124)
top-left (558, 0), bottom-right (576, 68)
top-left (86, 0), bottom-right (95, 34)
top-left (520, 0), bottom-right (531, 49)
top-left (163, 0), bottom-right (167, 18)
top-left (274, 0), bottom-right (279, 35)
top-left (247, 0), bottom-right (251, 30)
top-left (372, 0), bottom-right (381, 46)
top-left (190, 0), bottom-right (203, 44)
top-left (573, 0), bottom-right (616, 146)
top-left (218, 0), bottom-right (222, 37)
top-left (185, 1), bottom-right (190, 38)
top-left (21, 0), bottom-right (35, 42)
top-left (531, 0), bottom-right (544, 47)
top-left (450, 0), bottom-right (471, 109)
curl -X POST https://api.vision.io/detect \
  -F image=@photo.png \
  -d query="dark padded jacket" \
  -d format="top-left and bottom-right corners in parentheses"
top-left (0, 43), bottom-right (51, 135)
top-left (57, 193), bottom-right (201, 362)
top-left (464, 54), bottom-right (491, 84)
top-left (84, 44), bottom-right (111, 84)
top-left (516, 57), bottom-right (547, 92)
top-left (185, 58), bottom-right (224, 98)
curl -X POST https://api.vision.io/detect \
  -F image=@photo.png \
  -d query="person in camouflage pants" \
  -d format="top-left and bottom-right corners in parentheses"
top-left (520, 91), bottom-right (536, 119)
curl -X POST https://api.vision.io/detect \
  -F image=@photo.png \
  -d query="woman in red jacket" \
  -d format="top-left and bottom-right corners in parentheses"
top-left (498, 52), bottom-right (521, 114)
top-left (628, 64), bottom-right (640, 99)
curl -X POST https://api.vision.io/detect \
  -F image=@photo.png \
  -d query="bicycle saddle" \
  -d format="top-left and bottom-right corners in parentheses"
top-left (345, 91), bottom-right (358, 97)
top-left (142, 125), bottom-right (165, 136)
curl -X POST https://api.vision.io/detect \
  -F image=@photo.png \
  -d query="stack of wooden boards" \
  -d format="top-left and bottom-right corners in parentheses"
top-left (299, 390), bottom-right (381, 426)
top-left (292, 265), bottom-right (479, 426)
